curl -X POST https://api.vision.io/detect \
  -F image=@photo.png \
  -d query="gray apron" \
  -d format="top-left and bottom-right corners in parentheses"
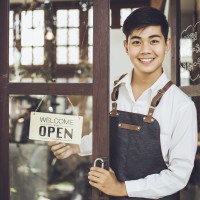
top-left (109, 75), bottom-right (179, 200)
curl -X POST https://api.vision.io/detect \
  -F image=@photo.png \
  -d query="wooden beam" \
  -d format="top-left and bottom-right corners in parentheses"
top-left (151, 0), bottom-right (162, 9)
top-left (8, 83), bottom-right (93, 95)
top-left (151, 0), bottom-right (166, 12)
top-left (0, 0), bottom-right (9, 199)
top-left (93, 0), bottom-right (110, 199)
top-left (169, 0), bottom-right (181, 85)
top-left (180, 85), bottom-right (200, 97)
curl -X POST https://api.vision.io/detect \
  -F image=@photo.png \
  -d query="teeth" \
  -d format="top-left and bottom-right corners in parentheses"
top-left (139, 58), bottom-right (154, 62)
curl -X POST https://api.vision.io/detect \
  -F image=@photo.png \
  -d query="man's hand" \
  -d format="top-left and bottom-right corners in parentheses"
top-left (48, 141), bottom-right (80, 159)
top-left (88, 167), bottom-right (128, 196)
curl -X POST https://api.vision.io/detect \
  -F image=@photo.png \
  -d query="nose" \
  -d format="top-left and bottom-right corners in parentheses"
top-left (140, 42), bottom-right (152, 54)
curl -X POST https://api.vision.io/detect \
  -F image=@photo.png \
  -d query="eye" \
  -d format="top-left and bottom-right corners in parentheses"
top-left (132, 40), bottom-right (141, 45)
top-left (151, 39), bottom-right (159, 44)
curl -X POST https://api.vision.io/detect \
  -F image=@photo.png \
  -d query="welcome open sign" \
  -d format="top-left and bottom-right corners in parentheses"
top-left (29, 112), bottom-right (83, 144)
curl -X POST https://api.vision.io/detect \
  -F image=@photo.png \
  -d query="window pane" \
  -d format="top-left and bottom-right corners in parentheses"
top-left (10, 11), bottom-right (14, 28)
top-left (57, 10), bottom-right (68, 27)
top-left (180, 10), bottom-right (200, 86)
top-left (57, 47), bottom-right (68, 64)
top-left (21, 29), bottom-right (33, 46)
top-left (10, 1), bottom-right (93, 83)
top-left (68, 9), bottom-right (79, 27)
top-left (88, 27), bottom-right (93, 45)
top-left (21, 11), bottom-right (33, 29)
top-left (33, 28), bottom-right (44, 46)
top-left (88, 8), bottom-right (93, 27)
top-left (9, 95), bottom-right (92, 200)
top-left (9, 29), bottom-right (14, 47)
top-left (33, 10), bottom-right (44, 28)
top-left (21, 47), bottom-right (32, 65)
top-left (88, 46), bottom-right (93, 64)
top-left (56, 28), bottom-right (68, 45)
top-left (120, 8), bottom-right (132, 26)
top-left (68, 46), bottom-right (79, 64)
top-left (68, 28), bottom-right (79, 45)
top-left (9, 47), bottom-right (14, 66)
top-left (33, 47), bottom-right (44, 65)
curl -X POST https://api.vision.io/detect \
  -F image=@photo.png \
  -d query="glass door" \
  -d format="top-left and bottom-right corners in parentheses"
top-left (179, 0), bottom-right (200, 199)
top-left (0, 0), bottom-right (110, 200)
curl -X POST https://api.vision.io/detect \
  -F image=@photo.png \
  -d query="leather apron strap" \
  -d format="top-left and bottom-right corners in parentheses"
top-left (143, 81), bottom-right (173, 123)
top-left (110, 74), bottom-right (173, 120)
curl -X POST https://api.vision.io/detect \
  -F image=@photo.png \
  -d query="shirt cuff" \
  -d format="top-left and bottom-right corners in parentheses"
top-left (125, 180), bottom-right (160, 199)
top-left (78, 133), bottom-right (92, 156)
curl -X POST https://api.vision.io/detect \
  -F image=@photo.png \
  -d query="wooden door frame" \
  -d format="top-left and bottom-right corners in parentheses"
top-left (0, 0), bottom-right (110, 199)
top-left (0, 0), bottom-right (9, 199)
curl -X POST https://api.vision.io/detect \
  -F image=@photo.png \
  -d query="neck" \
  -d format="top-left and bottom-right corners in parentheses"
top-left (131, 68), bottom-right (163, 101)
top-left (131, 68), bottom-right (163, 89)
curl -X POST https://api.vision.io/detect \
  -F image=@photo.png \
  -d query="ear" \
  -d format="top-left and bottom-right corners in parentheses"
top-left (165, 38), bottom-right (171, 54)
top-left (123, 40), bottom-right (128, 53)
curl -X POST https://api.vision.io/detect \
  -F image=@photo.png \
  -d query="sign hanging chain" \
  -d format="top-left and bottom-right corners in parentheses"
top-left (34, 96), bottom-right (46, 113)
top-left (34, 95), bottom-right (79, 116)
top-left (66, 96), bottom-right (79, 117)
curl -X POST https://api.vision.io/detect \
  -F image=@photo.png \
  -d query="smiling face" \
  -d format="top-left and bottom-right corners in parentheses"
top-left (124, 26), bottom-right (171, 77)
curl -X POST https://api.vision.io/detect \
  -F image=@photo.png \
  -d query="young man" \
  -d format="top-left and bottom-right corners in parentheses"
top-left (48, 7), bottom-right (197, 199)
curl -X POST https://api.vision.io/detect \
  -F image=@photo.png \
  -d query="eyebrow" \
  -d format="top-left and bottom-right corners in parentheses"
top-left (130, 35), bottom-right (162, 40)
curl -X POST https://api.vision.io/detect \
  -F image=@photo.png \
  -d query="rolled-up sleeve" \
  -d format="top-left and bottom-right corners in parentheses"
top-left (78, 133), bottom-right (92, 156)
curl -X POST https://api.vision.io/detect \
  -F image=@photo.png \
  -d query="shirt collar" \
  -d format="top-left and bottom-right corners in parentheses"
top-left (113, 69), bottom-right (170, 98)
top-left (149, 71), bottom-right (170, 98)
top-left (113, 69), bottom-right (132, 88)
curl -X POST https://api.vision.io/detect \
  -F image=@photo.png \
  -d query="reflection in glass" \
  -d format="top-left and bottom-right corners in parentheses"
top-left (68, 10), bottom-right (79, 27)
top-left (56, 9), bottom-right (80, 65)
top-left (180, 1), bottom-right (200, 86)
top-left (21, 47), bottom-right (32, 65)
top-left (56, 29), bottom-right (68, 45)
top-left (88, 28), bottom-right (93, 46)
top-left (88, 46), bottom-right (93, 64)
top-left (9, 95), bottom-right (92, 200)
top-left (33, 47), bottom-right (44, 65)
top-left (9, 47), bottom-right (14, 66)
top-left (56, 10), bottom-right (68, 27)
top-left (33, 28), bottom-right (44, 46)
top-left (33, 10), bottom-right (44, 28)
top-left (120, 8), bottom-right (132, 26)
top-left (9, 11), bottom-right (14, 28)
top-left (68, 28), bottom-right (79, 45)
top-left (9, 1), bottom-right (93, 83)
top-left (21, 11), bottom-right (33, 28)
top-left (9, 29), bottom-right (14, 47)
top-left (68, 46), bottom-right (79, 64)
top-left (57, 47), bottom-right (68, 64)
top-left (88, 8), bottom-right (93, 64)
top-left (21, 29), bottom-right (33, 46)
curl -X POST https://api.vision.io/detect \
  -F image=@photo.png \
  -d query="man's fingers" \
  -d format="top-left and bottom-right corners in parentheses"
top-left (51, 143), bottom-right (66, 152)
top-left (89, 181), bottom-right (101, 190)
top-left (90, 167), bottom-right (109, 174)
top-left (88, 170), bottom-right (105, 179)
top-left (53, 145), bottom-right (69, 156)
top-left (47, 140), bottom-right (59, 146)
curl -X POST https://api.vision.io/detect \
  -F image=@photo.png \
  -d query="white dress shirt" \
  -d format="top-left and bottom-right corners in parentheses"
top-left (79, 70), bottom-right (198, 199)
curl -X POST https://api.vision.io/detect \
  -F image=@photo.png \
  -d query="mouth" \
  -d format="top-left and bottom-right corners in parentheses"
top-left (138, 58), bottom-right (155, 64)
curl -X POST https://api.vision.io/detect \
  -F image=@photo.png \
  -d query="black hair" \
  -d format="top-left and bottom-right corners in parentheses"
top-left (122, 7), bottom-right (169, 42)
